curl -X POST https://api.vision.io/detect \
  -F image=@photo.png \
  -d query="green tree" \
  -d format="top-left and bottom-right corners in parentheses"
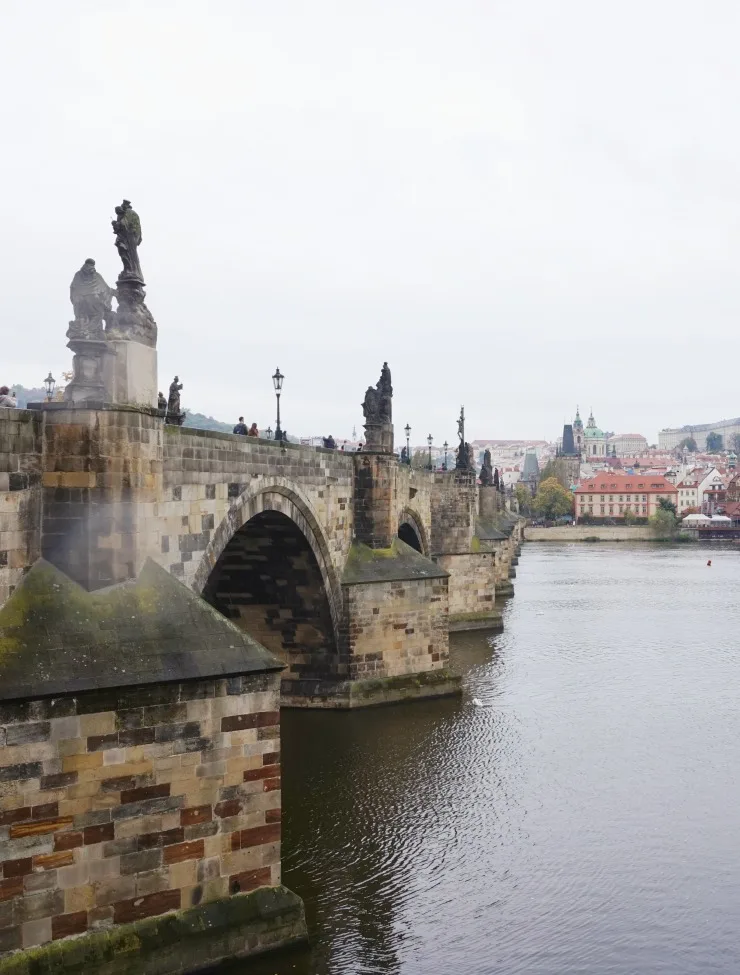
top-left (623, 508), bottom-right (638, 526)
top-left (706, 432), bottom-right (723, 452)
top-left (538, 458), bottom-right (570, 490)
top-left (678, 436), bottom-right (697, 453)
top-left (533, 477), bottom-right (574, 521)
top-left (515, 483), bottom-right (532, 515)
top-left (650, 508), bottom-right (677, 539)
top-left (658, 496), bottom-right (678, 517)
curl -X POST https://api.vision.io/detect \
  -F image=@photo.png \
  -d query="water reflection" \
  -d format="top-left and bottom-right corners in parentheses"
top-left (220, 544), bottom-right (740, 975)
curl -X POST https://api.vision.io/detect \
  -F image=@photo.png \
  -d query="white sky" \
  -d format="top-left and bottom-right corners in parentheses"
top-left (3, 0), bottom-right (740, 445)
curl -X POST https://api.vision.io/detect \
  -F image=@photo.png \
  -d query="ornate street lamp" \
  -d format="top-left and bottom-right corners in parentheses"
top-left (427, 434), bottom-right (433, 470)
top-left (266, 426), bottom-right (272, 440)
top-left (443, 440), bottom-right (449, 470)
top-left (44, 372), bottom-right (56, 402)
top-left (404, 424), bottom-right (411, 465)
top-left (272, 368), bottom-right (284, 441)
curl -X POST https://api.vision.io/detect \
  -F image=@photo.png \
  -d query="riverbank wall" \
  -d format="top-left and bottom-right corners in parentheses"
top-left (526, 526), bottom-right (654, 541)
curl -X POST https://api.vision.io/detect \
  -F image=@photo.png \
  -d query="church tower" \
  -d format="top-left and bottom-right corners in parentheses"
top-left (573, 407), bottom-right (584, 454)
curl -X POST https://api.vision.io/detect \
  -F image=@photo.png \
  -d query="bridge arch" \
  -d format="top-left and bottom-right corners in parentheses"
top-left (195, 482), bottom-right (343, 680)
top-left (398, 507), bottom-right (429, 556)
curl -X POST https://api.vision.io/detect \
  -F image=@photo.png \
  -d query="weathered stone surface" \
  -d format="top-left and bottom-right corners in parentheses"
top-left (0, 673), bottom-right (294, 964)
top-left (0, 887), bottom-right (306, 974)
top-left (0, 559), bottom-right (281, 701)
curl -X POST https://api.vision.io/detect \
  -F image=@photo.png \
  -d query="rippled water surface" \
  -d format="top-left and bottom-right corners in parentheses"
top-left (226, 544), bottom-right (740, 974)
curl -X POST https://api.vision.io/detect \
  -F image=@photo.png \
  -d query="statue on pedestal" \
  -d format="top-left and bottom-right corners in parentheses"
top-left (455, 405), bottom-right (473, 471)
top-left (112, 200), bottom-right (143, 281)
top-left (107, 199), bottom-right (157, 348)
top-left (480, 448), bottom-right (493, 486)
top-left (362, 362), bottom-right (394, 452)
top-left (68, 259), bottom-right (113, 340)
top-left (166, 376), bottom-right (185, 425)
top-left (64, 259), bottom-right (112, 405)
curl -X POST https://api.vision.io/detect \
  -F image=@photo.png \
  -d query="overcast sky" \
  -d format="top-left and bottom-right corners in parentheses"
top-left (3, 1), bottom-right (740, 445)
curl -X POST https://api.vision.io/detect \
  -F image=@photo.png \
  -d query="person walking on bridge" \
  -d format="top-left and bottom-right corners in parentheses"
top-left (233, 417), bottom-right (248, 435)
top-left (247, 422), bottom-right (259, 437)
top-left (0, 386), bottom-right (16, 407)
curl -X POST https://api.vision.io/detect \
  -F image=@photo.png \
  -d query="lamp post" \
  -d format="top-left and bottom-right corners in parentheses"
top-left (272, 368), bottom-right (284, 441)
top-left (443, 440), bottom-right (449, 470)
top-left (427, 434), bottom-right (433, 470)
top-left (404, 424), bottom-right (411, 465)
top-left (43, 372), bottom-right (56, 402)
top-left (266, 426), bottom-right (272, 440)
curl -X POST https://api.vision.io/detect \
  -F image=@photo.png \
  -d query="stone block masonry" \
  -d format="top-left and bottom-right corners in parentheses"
top-left (0, 410), bottom-right (42, 608)
top-left (0, 673), bottom-right (307, 966)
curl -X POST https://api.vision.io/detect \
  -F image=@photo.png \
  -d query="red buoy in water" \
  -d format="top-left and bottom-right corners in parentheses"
top-left (707, 560), bottom-right (712, 567)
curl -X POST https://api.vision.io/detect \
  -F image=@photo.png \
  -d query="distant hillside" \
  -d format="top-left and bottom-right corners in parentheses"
top-left (183, 412), bottom-right (233, 433)
top-left (11, 385), bottom-right (47, 407)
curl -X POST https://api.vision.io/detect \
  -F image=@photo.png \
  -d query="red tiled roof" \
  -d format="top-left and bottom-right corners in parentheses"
top-left (575, 474), bottom-right (677, 494)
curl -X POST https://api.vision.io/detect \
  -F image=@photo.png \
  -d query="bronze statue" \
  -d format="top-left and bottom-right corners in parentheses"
top-left (68, 259), bottom-right (113, 338)
top-left (168, 376), bottom-right (182, 416)
top-left (112, 199), bottom-right (143, 281)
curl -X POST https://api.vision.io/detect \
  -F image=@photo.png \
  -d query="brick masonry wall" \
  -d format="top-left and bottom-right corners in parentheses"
top-left (430, 471), bottom-right (477, 555)
top-left (343, 577), bottom-right (450, 680)
top-left (0, 673), bottom-right (282, 957)
top-left (395, 466), bottom-right (433, 555)
top-left (159, 428), bottom-right (354, 600)
top-left (0, 410), bottom-right (42, 609)
top-left (203, 511), bottom-right (337, 681)
top-left (433, 552), bottom-right (497, 618)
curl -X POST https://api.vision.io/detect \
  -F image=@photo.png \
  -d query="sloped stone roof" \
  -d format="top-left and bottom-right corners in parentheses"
top-left (342, 538), bottom-right (448, 585)
top-left (0, 559), bottom-right (282, 701)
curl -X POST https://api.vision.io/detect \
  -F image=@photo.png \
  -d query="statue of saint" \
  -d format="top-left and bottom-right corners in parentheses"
top-left (493, 467), bottom-right (500, 489)
top-left (362, 385), bottom-right (379, 421)
top-left (69, 259), bottom-right (113, 336)
top-left (112, 199), bottom-right (143, 280)
top-left (480, 448), bottom-right (493, 486)
top-left (157, 391), bottom-right (167, 414)
top-left (168, 376), bottom-right (182, 416)
top-left (377, 361), bottom-right (392, 421)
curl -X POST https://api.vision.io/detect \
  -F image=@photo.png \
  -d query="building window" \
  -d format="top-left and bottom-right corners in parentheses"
top-left (619, 496), bottom-right (623, 502)
top-left (642, 495), bottom-right (646, 502)
top-left (609, 505), bottom-right (613, 514)
top-left (600, 506), bottom-right (605, 514)
top-left (642, 505), bottom-right (647, 514)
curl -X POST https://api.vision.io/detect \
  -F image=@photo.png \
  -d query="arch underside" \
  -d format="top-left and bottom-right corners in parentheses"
top-left (197, 484), bottom-right (343, 682)
top-left (398, 508), bottom-right (429, 555)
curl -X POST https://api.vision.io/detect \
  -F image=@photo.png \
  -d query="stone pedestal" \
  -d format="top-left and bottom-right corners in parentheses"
top-left (353, 452), bottom-right (397, 548)
top-left (363, 420), bottom-right (394, 453)
top-left (64, 338), bottom-right (109, 405)
top-left (103, 338), bottom-right (158, 408)
top-left (40, 406), bottom-right (163, 589)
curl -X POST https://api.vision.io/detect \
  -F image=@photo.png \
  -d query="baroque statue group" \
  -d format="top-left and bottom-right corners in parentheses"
top-left (65, 200), bottom-right (183, 423)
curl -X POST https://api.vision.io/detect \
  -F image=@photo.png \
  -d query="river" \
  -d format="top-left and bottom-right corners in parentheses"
top-left (225, 543), bottom-right (740, 974)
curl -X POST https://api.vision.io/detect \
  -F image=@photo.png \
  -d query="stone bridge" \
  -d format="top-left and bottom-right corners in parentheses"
top-left (0, 401), bottom-right (521, 708)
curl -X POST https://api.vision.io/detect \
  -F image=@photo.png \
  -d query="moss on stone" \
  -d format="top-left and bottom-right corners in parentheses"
top-left (342, 539), bottom-right (448, 585)
top-left (0, 558), bottom-right (282, 701)
top-left (0, 887), bottom-right (306, 975)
